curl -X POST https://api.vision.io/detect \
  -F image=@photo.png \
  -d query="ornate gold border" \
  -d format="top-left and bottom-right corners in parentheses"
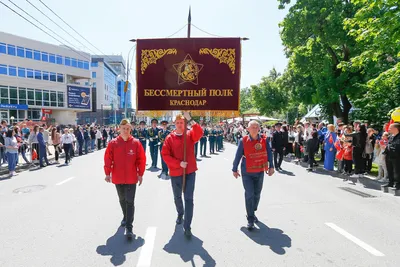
top-left (199, 48), bottom-right (236, 74)
top-left (141, 48), bottom-right (177, 74)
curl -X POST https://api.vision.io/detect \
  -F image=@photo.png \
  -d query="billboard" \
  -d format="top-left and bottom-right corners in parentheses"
top-left (136, 38), bottom-right (241, 116)
top-left (67, 86), bottom-right (91, 109)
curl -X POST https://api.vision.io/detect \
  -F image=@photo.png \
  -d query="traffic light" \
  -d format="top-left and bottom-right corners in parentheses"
top-left (124, 81), bottom-right (129, 92)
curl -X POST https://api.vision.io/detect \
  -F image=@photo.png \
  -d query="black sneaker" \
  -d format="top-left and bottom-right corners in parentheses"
top-left (247, 222), bottom-right (255, 231)
top-left (120, 219), bottom-right (126, 227)
top-left (184, 229), bottom-right (192, 238)
top-left (176, 216), bottom-right (183, 225)
top-left (126, 228), bottom-right (134, 240)
top-left (254, 215), bottom-right (259, 223)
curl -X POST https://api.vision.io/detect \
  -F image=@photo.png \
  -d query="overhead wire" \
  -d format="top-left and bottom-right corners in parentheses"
top-left (192, 24), bottom-right (223, 37)
top-left (0, 0), bottom-right (91, 61)
top-left (25, 0), bottom-right (102, 58)
top-left (36, 0), bottom-right (113, 62)
top-left (165, 24), bottom-right (188, 38)
top-left (7, 0), bottom-right (88, 59)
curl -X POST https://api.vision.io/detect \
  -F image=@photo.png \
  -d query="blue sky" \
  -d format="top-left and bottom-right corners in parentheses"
top-left (0, 0), bottom-right (288, 90)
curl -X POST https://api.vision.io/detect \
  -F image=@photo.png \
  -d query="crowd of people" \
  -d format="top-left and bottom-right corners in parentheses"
top-left (223, 119), bottom-right (400, 189)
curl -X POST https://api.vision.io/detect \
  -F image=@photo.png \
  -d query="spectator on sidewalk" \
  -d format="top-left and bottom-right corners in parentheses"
top-left (84, 127), bottom-right (90, 154)
top-left (43, 124), bottom-right (52, 156)
top-left (383, 123), bottom-right (400, 189)
top-left (61, 128), bottom-right (73, 165)
top-left (324, 124), bottom-right (337, 171)
top-left (5, 129), bottom-right (19, 176)
top-left (14, 127), bottom-right (29, 165)
top-left (96, 127), bottom-right (102, 150)
top-left (51, 127), bottom-right (61, 164)
top-left (376, 132), bottom-right (389, 182)
top-left (318, 122), bottom-right (328, 162)
top-left (102, 127), bottom-right (108, 148)
top-left (306, 131), bottom-right (320, 171)
top-left (28, 125), bottom-right (40, 164)
top-left (345, 123), bottom-right (367, 178)
top-left (37, 127), bottom-right (51, 168)
top-left (365, 128), bottom-right (376, 174)
top-left (90, 126), bottom-right (96, 152)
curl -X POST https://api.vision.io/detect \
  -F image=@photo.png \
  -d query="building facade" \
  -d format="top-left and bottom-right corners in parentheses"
top-left (0, 31), bottom-right (91, 125)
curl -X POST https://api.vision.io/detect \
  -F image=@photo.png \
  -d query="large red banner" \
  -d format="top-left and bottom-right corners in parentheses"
top-left (136, 38), bottom-right (241, 116)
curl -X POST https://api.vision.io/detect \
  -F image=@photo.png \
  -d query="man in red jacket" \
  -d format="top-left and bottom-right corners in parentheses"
top-left (161, 112), bottom-right (203, 238)
top-left (104, 119), bottom-right (146, 240)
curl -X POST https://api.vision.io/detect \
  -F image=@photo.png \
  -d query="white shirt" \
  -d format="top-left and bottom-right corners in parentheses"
top-left (96, 130), bottom-right (102, 139)
top-left (61, 133), bottom-right (73, 144)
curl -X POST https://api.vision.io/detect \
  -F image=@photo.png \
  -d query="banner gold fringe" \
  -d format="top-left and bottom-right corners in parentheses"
top-left (136, 110), bottom-right (240, 118)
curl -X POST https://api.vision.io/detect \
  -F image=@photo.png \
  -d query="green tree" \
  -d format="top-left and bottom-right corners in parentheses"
top-left (251, 68), bottom-right (289, 115)
top-left (239, 87), bottom-right (256, 115)
top-left (278, 0), bottom-right (365, 124)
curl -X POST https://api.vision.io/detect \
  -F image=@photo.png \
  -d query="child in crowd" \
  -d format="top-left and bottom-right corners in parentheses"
top-left (375, 132), bottom-right (389, 182)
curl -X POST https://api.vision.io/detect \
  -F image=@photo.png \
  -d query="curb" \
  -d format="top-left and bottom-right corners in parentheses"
top-left (283, 158), bottom-right (384, 190)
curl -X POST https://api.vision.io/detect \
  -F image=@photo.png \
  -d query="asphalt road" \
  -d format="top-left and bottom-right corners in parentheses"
top-left (0, 142), bottom-right (399, 267)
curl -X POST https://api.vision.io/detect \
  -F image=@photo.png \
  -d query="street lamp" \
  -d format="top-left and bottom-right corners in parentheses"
top-left (123, 39), bottom-right (136, 119)
top-left (10, 116), bottom-right (15, 125)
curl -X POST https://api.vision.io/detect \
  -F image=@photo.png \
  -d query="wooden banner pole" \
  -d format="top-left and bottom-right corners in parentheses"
top-left (182, 6), bottom-right (191, 193)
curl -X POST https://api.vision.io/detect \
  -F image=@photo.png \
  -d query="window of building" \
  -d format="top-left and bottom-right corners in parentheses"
top-left (35, 89), bottom-right (42, 106)
top-left (50, 72), bottom-right (57, 82)
top-left (84, 61), bottom-right (89, 70)
top-left (91, 62), bottom-right (98, 67)
top-left (71, 58), bottom-right (77, 67)
top-left (92, 82), bottom-right (96, 88)
top-left (41, 52), bottom-right (49, 62)
top-left (0, 43), bottom-right (6, 54)
top-left (27, 69), bottom-right (34, 79)
top-left (17, 46), bottom-right (24, 57)
top-left (1, 85), bottom-right (8, 104)
top-left (18, 67), bottom-right (26, 78)
top-left (25, 48), bottom-right (33, 59)
top-left (9, 87), bottom-right (18, 104)
top-left (57, 73), bottom-right (64, 83)
top-left (42, 71), bottom-right (49, 81)
top-left (56, 55), bottom-right (63, 65)
top-left (43, 90), bottom-right (50, 106)
top-left (50, 91), bottom-right (57, 107)
top-left (78, 60), bottom-right (83, 69)
top-left (49, 54), bottom-right (56, 63)
top-left (0, 64), bottom-right (7, 75)
top-left (18, 88), bottom-right (27, 105)
top-left (27, 89), bottom-right (35, 105)
top-left (28, 109), bottom-right (41, 120)
top-left (7, 44), bottom-right (16, 56)
top-left (34, 50), bottom-right (41, 60)
top-left (92, 72), bottom-right (97, 78)
top-left (34, 70), bottom-right (42, 80)
top-left (65, 57), bottom-right (71, 66)
top-left (8, 66), bottom-right (17, 76)
top-left (57, 92), bottom-right (64, 107)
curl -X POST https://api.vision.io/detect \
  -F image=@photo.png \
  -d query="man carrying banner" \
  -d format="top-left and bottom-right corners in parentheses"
top-left (161, 112), bottom-right (203, 238)
top-left (148, 119), bottom-right (160, 168)
top-left (232, 120), bottom-right (275, 231)
top-left (104, 119), bottom-right (146, 240)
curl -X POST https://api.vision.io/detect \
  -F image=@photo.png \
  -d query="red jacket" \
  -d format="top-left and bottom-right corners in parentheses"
top-left (104, 135), bottom-right (146, 184)
top-left (161, 123), bottom-right (203, 177)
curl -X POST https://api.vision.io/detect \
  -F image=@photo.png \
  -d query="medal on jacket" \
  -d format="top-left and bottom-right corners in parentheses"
top-left (255, 143), bottom-right (262, 150)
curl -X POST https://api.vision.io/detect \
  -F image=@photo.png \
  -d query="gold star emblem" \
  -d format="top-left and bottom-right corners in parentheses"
top-left (173, 54), bottom-right (204, 85)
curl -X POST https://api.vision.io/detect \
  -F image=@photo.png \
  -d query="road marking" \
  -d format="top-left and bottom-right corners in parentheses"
top-left (137, 227), bottom-right (157, 267)
top-left (56, 176), bottom-right (75, 186)
top-left (325, 222), bottom-right (385, 257)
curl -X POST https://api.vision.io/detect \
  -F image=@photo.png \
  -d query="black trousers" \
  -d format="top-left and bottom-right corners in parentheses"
top-left (63, 143), bottom-right (72, 164)
top-left (102, 138), bottom-right (107, 148)
top-left (97, 139), bottom-right (102, 150)
top-left (365, 153), bottom-right (373, 172)
top-left (353, 148), bottom-right (363, 174)
top-left (200, 138), bottom-right (207, 155)
top-left (116, 184), bottom-right (137, 230)
top-left (344, 160), bottom-right (353, 174)
top-left (308, 152), bottom-right (315, 168)
top-left (274, 147), bottom-right (284, 168)
top-left (386, 157), bottom-right (400, 186)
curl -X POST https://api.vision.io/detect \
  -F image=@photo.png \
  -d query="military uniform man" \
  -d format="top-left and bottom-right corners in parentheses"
top-left (200, 123), bottom-right (208, 157)
top-left (217, 127), bottom-right (223, 152)
top-left (209, 126), bottom-right (216, 154)
top-left (148, 118), bottom-right (160, 168)
top-left (232, 120), bottom-right (275, 230)
top-left (138, 121), bottom-right (147, 152)
top-left (131, 121), bottom-right (139, 139)
top-left (158, 120), bottom-right (170, 179)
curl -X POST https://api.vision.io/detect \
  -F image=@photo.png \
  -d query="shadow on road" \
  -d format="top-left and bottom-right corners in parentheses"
top-left (163, 224), bottom-right (216, 267)
top-left (278, 169), bottom-right (295, 176)
top-left (96, 227), bottom-right (144, 266)
top-left (240, 221), bottom-right (291, 255)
